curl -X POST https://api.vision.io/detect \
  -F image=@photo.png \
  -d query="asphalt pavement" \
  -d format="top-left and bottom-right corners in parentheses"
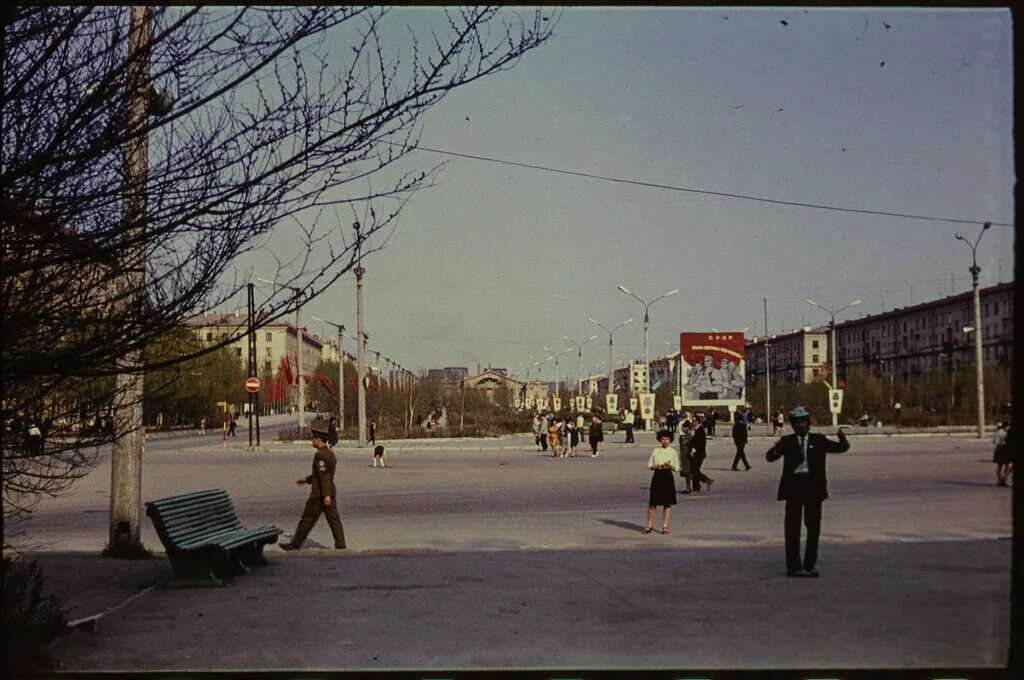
top-left (11, 429), bottom-right (1013, 673)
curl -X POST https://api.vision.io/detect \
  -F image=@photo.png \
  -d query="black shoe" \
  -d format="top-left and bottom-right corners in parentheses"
top-left (803, 568), bottom-right (819, 577)
top-left (731, 467), bottom-right (739, 471)
top-left (279, 542), bottom-right (299, 551)
top-left (787, 570), bottom-right (803, 577)
top-left (745, 465), bottom-right (752, 471)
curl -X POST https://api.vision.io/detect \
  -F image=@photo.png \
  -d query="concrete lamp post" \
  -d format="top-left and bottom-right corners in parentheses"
top-left (563, 333), bottom-right (598, 402)
top-left (805, 298), bottom-right (861, 427)
top-left (588, 317), bottom-right (632, 403)
top-left (955, 222), bottom-right (991, 438)
top-left (617, 285), bottom-right (678, 393)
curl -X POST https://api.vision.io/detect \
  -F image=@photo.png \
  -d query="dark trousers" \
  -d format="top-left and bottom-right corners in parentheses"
top-left (691, 455), bottom-right (711, 490)
top-left (731, 443), bottom-right (750, 469)
top-left (625, 424), bottom-right (634, 443)
top-left (783, 483), bottom-right (822, 572)
top-left (589, 437), bottom-right (600, 454)
top-left (291, 494), bottom-right (347, 548)
top-left (540, 433), bottom-right (548, 450)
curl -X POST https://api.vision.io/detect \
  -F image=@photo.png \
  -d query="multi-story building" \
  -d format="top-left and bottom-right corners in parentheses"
top-left (425, 366), bottom-right (469, 383)
top-left (186, 312), bottom-right (323, 384)
top-left (745, 327), bottom-right (830, 387)
top-left (744, 282), bottom-right (1013, 387)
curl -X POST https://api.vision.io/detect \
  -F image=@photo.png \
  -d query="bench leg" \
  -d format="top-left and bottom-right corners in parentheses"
top-left (165, 551), bottom-right (225, 587)
top-left (236, 542), bottom-right (269, 568)
top-left (223, 549), bottom-right (251, 577)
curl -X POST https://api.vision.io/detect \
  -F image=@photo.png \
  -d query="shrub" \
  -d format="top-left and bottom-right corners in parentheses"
top-left (2, 552), bottom-right (68, 673)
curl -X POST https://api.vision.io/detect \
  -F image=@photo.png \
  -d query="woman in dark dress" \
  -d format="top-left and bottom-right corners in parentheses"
top-left (644, 430), bottom-right (681, 535)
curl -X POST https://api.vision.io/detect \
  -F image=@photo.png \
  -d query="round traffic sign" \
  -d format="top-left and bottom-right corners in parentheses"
top-left (245, 377), bottom-right (261, 393)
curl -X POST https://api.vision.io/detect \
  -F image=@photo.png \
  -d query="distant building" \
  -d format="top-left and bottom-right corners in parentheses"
top-left (744, 282), bottom-right (1013, 387)
top-left (461, 370), bottom-right (523, 405)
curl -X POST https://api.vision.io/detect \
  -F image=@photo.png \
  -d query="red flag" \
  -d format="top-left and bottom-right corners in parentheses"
top-left (280, 355), bottom-right (294, 385)
top-left (317, 374), bottom-right (336, 396)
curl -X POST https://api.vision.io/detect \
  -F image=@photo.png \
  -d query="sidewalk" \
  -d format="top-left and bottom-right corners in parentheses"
top-left (38, 538), bottom-right (1010, 671)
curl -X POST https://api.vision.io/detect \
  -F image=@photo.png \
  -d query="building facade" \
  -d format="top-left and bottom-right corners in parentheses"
top-left (744, 282), bottom-right (1013, 387)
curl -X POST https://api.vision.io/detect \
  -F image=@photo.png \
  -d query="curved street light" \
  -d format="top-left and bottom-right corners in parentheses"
top-left (589, 317), bottom-right (633, 402)
top-left (617, 285), bottom-right (678, 393)
top-left (542, 345), bottom-right (572, 410)
top-left (563, 333), bottom-right (598, 403)
top-left (955, 221), bottom-right (991, 438)
top-left (805, 298), bottom-right (861, 426)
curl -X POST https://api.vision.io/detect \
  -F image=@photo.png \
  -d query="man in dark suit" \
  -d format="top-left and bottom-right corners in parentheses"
top-left (686, 415), bottom-right (714, 493)
top-left (766, 406), bottom-right (849, 577)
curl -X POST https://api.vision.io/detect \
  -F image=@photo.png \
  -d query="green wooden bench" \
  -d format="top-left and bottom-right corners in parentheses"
top-left (145, 489), bottom-right (282, 586)
top-left (601, 421), bottom-right (618, 436)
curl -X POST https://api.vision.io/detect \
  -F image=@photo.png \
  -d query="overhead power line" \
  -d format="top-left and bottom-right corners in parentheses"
top-left (388, 142), bottom-right (1012, 228)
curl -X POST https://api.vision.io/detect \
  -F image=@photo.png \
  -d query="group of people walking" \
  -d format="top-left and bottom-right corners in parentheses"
top-left (531, 412), bottom-right (604, 458)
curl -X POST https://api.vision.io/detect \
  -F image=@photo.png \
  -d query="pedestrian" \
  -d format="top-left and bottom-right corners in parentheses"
top-left (548, 417), bottom-right (561, 457)
top-left (623, 408), bottom-right (636, 443)
top-left (643, 429), bottom-right (681, 534)
top-left (368, 419), bottom-right (376, 446)
top-left (773, 410), bottom-right (785, 437)
top-left (707, 409), bottom-right (718, 437)
top-left (992, 421), bottom-right (1011, 487)
top-left (589, 414), bottom-right (604, 457)
top-left (894, 401), bottom-right (902, 424)
top-left (765, 406), bottom-right (850, 577)
top-left (557, 417), bottom-right (568, 457)
top-left (686, 415), bottom-right (714, 493)
top-left (371, 444), bottom-right (391, 468)
top-left (567, 418), bottom-right (580, 457)
top-left (327, 416), bottom-right (339, 447)
top-left (532, 413), bottom-right (542, 450)
top-left (228, 415), bottom-right (237, 437)
top-left (731, 412), bottom-right (751, 471)
top-left (539, 413), bottom-right (549, 452)
top-left (280, 428), bottom-right (347, 551)
top-left (677, 419), bottom-right (694, 493)
top-left (199, 416), bottom-right (206, 435)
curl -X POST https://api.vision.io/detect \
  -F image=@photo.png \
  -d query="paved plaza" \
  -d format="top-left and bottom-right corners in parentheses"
top-left (11, 428), bottom-right (1012, 672)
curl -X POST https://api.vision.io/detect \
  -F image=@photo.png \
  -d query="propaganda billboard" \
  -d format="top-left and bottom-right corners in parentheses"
top-left (680, 332), bottom-right (746, 407)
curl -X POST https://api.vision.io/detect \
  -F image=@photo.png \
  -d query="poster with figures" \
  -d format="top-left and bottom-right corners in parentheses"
top-left (673, 395), bottom-right (682, 410)
top-left (606, 394), bottom-right (617, 413)
top-left (629, 397), bottom-right (638, 411)
top-left (553, 397), bottom-right (561, 411)
top-left (585, 396), bottom-right (592, 411)
top-left (680, 332), bottom-right (746, 407)
top-left (575, 396), bottom-right (585, 411)
top-left (639, 393), bottom-right (655, 421)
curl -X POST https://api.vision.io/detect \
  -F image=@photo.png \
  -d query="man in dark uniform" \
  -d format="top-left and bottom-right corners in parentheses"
top-left (731, 411), bottom-right (751, 471)
top-left (280, 428), bottom-right (346, 550)
top-left (766, 406), bottom-right (849, 577)
top-left (686, 415), bottom-right (714, 493)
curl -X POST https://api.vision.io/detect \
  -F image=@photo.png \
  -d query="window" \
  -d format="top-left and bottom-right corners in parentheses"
top-left (236, 348), bottom-right (242, 357)
top-left (812, 340), bottom-right (819, 349)
top-left (812, 354), bottom-right (819, 363)
top-left (812, 368), bottom-right (819, 378)
top-left (206, 332), bottom-right (213, 341)
top-left (266, 332), bottom-right (272, 341)
top-left (265, 348), bottom-right (272, 357)
top-left (264, 360), bottom-right (272, 372)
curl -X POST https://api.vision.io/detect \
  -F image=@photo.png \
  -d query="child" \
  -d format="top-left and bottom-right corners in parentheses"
top-left (371, 444), bottom-right (391, 468)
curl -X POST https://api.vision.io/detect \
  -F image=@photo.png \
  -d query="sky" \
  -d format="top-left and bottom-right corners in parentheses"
top-left (241, 7), bottom-right (1014, 384)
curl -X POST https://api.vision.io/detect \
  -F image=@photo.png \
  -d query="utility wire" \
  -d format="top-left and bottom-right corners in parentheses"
top-left (386, 141), bottom-right (1013, 228)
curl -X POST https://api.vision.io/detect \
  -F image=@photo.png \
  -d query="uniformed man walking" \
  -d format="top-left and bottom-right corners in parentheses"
top-left (280, 428), bottom-right (347, 550)
top-left (766, 407), bottom-right (849, 577)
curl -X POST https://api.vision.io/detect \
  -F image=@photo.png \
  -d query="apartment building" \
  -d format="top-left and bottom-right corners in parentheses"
top-left (186, 312), bottom-right (324, 381)
top-left (744, 282), bottom-right (1013, 387)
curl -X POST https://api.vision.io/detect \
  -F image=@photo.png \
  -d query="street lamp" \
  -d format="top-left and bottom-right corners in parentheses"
top-left (563, 333), bottom-right (598, 403)
top-left (956, 222), bottom-right (991, 438)
top-left (805, 298), bottom-right (861, 426)
top-left (258, 277), bottom-right (307, 432)
top-left (312, 316), bottom-right (346, 432)
top-left (617, 285), bottom-right (678, 394)
top-left (353, 220), bottom-right (368, 446)
top-left (542, 346), bottom-right (572, 410)
top-left (589, 317), bottom-right (633, 403)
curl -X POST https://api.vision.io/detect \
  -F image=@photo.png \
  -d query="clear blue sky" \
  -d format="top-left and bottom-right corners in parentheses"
top-left (247, 7), bottom-right (1014, 383)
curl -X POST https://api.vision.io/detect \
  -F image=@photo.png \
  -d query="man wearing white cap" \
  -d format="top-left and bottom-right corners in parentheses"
top-left (766, 407), bottom-right (848, 577)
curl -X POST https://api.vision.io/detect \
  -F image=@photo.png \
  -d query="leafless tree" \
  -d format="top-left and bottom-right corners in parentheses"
top-left (1, 6), bottom-right (557, 546)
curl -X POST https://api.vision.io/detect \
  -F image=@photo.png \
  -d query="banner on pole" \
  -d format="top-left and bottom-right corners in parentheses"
top-left (639, 393), bottom-right (655, 421)
top-left (673, 395), bottom-right (682, 410)
top-left (606, 394), bottom-right (618, 413)
top-left (629, 397), bottom-right (638, 411)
